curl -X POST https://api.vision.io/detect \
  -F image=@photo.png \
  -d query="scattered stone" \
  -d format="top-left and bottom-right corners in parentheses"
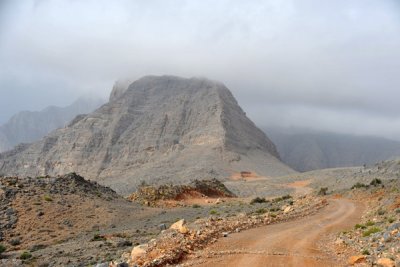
top-left (170, 219), bottom-right (189, 234)
top-left (348, 255), bottom-right (366, 265)
top-left (131, 244), bottom-right (148, 262)
top-left (159, 224), bottom-right (167, 230)
top-left (283, 206), bottom-right (292, 213)
top-left (376, 258), bottom-right (395, 267)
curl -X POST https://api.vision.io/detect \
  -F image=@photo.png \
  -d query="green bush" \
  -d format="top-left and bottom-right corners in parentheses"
top-left (20, 251), bottom-right (32, 260)
top-left (365, 221), bottom-right (375, 226)
top-left (370, 178), bottom-right (382, 187)
top-left (318, 187), bottom-right (328, 196)
top-left (363, 227), bottom-right (381, 237)
top-left (43, 195), bottom-right (53, 202)
top-left (250, 197), bottom-right (267, 204)
top-left (209, 209), bottom-right (218, 215)
top-left (377, 208), bottom-right (386, 215)
top-left (9, 238), bottom-right (21, 246)
top-left (354, 224), bottom-right (366, 229)
top-left (362, 249), bottom-right (370, 255)
top-left (91, 234), bottom-right (106, 242)
top-left (255, 208), bottom-right (266, 214)
top-left (0, 244), bottom-right (6, 254)
top-left (272, 194), bottom-right (292, 203)
top-left (351, 182), bottom-right (368, 189)
top-left (192, 204), bottom-right (201, 208)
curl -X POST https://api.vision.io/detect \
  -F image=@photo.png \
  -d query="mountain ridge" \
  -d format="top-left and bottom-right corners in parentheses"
top-left (0, 97), bottom-right (105, 152)
top-left (266, 126), bottom-right (400, 172)
top-left (0, 76), bottom-right (294, 194)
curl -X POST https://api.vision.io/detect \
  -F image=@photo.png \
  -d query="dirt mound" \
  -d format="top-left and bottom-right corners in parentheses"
top-left (128, 178), bottom-right (236, 206)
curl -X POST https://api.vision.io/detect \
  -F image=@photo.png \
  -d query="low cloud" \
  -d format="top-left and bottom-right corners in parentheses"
top-left (1, 0), bottom-right (400, 139)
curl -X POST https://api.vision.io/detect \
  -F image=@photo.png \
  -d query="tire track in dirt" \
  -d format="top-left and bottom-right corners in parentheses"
top-left (184, 198), bottom-right (363, 267)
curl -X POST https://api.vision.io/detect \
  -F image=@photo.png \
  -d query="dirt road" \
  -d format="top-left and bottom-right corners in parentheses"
top-left (184, 198), bottom-right (363, 267)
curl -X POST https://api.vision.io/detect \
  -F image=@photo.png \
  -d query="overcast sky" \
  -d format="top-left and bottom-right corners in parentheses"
top-left (1, 0), bottom-right (400, 140)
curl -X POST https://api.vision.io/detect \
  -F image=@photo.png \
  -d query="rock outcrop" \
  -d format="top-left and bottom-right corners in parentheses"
top-left (128, 178), bottom-right (236, 206)
top-left (0, 76), bottom-right (293, 194)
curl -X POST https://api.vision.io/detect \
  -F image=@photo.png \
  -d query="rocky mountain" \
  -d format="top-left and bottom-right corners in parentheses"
top-left (0, 97), bottom-right (105, 152)
top-left (267, 127), bottom-right (400, 172)
top-left (0, 76), bottom-right (294, 194)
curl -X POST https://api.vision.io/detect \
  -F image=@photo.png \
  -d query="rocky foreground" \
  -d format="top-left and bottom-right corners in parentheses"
top-left (110, 195), bottom-right (327, 266)
top-left (334, 179), bottom-right (400, 267)
top-left (0, 163), bottom-right (399, 266)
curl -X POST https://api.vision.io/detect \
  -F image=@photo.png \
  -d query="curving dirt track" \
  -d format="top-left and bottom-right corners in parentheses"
top-left (184, 198), bottom-right (363, 267)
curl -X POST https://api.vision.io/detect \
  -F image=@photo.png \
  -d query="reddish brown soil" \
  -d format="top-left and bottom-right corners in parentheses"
top-left (183, 198), bottom-right (364, 267)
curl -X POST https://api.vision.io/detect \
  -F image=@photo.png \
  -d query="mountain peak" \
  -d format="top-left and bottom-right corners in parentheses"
top-left (0, 76), bottom-right (293, 194)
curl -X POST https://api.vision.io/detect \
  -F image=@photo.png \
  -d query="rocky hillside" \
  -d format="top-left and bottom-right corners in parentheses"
top-left (336, 179), bottom-right (400, 267)
top-left (0, 76), bottom-right (293, 194)
top-left (267, 127), bottom-right (400, 172)
top-left (0, 97), bottom-right (104, 152)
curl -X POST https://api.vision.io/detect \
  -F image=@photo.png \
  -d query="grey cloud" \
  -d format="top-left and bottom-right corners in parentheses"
top-left (0, 0), bottom-right (400, 139)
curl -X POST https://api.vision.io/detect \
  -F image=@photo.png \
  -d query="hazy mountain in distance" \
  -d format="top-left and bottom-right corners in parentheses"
top-left (0, 76), bottom-right (294, 194)
top-left (0, 97), bottom-right (105, 152)
top-left (266, 126), bottom-right (400, 172)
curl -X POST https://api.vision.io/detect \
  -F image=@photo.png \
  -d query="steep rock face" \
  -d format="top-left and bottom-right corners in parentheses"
top-left (0, 76), bottom-right (293, 193)
top-left (0, 97), bottom-right (104, 152)
top-left (109, 80), bottom-right (132, 101)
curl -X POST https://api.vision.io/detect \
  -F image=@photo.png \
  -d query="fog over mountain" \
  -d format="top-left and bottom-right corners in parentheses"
top-left (267, 127), bottom-right (400, 172)
top-left (0, 97), bottom-right (104, 152)
top-left (1, 0), bottom-right (400, 140)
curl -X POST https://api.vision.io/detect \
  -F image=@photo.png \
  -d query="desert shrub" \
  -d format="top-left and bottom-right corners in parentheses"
top-left (388, 217), bottom-right (395, 223)
top-left (272, 194), bottom-right (292, 203)
top-left (365, 221), bottom-right (375, 226)
top-left (10, 238), bottom-right (21, 246)
top-left (43, 195), bottom-right (53, 202)
top-left (0, 244), bottom-right (6, 254)
top-left (20, 251), bottom-right (32, 260)
top-left (255, 208), bottom-right (266, 214)
top-left (192, 204), bottom-right (201, 208)
top-left (209, 209), bottom-right (218, 215)
top-left (377, 208), bottom-right (386, 215)
top-left (351, 182), bottom-right (368, 189)
top-left (270, 213), bottom-right (277, 218)
top-left (270, 207), bottom-right (280, 212)
top-left (370, 178), bottom-right (382, 187)
top-left (250, 197), bottom-right (267, 204)
top-left (91, 234), bottom-right (106, 242)
top-left (362, 249), bottom-right (370, 255)
top-left (354, 224), bottom-right (366, 229)
top-left (318, 187), bottom-right (328, 196)
top-left (363, 227), bottom-right (381, 237)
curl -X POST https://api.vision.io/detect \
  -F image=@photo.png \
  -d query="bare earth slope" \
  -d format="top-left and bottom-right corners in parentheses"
top-left (184, 198), bottom-right (364, 267)
top-left (0, 76), bottom-right (293, 194)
